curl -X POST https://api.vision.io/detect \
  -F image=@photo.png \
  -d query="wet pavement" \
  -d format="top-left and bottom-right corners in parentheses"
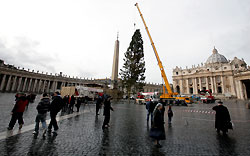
top-left (0, 93), bottom-right (250, 155)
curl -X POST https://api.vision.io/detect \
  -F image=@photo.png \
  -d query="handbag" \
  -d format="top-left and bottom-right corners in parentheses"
top-left (227, 121), bottom-right (233, 130)
top-left (149, 127), bottom-right (162, 138)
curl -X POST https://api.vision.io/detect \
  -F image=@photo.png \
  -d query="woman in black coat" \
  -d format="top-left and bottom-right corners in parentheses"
top-left (75, 97), bottom-right (81, 112)
top-left (150, 103), bottom-right (166, 148)
top-left (69, 95), bottom-right (75, 113)
top-left (102, 96), bottom-right (114, 130)
top-left (212, 101), bottom-right (231, 135)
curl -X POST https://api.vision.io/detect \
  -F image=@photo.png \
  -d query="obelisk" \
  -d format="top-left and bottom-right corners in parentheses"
top-left (111, 33), bottom-right (119, 89)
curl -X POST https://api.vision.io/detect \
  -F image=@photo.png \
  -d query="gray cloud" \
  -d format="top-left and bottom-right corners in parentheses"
top-left (75, 66), bottom-right (98, 79)
top-left (0, 0), bottom-right (249, 84)
top-left (0, 36), bottom-right (57, 73)
top-left (218, 24), bottom-right (250, 62)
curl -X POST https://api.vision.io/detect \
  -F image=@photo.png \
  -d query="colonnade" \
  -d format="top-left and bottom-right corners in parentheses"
top-left (0, 73), bottom-right (86, 94)
top-left (175, 75), bottom-right (236, 96)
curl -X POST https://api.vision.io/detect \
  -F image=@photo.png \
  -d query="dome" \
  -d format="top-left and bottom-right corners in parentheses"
top-left (206, 47), bottom-right (228, 64)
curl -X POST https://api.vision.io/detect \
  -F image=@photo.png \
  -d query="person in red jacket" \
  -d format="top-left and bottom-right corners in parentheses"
top-left (7, 93), bottom-right (28, 130)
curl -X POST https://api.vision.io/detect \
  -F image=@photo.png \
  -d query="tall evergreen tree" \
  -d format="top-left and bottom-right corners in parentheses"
top-left (120, 29), bottom-right (146, 95)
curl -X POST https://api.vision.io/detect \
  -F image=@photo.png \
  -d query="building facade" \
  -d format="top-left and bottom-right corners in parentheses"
top-left (143, 82), bottom-right (164, 94)
top-left (172, 47), bottom-right (250, 100)
top-left (0, 60), bottom-right (103, 94)
top-left (0, 59), bottom-right (163, 95)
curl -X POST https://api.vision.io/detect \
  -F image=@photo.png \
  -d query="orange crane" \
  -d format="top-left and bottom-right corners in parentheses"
top-left (135, 3), bottom-right (190, 105)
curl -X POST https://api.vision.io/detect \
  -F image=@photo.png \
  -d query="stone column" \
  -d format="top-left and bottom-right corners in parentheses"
top-left (40, 80), bottom-right (44, 93)
top-left (0, 74), bottom-right (7, 91)
top-left (193, 78), bottom-right (198, 94)
top-left (6, 75), bottom-right (12, 91)
top-left (243, 82), bottom-right (248, 99)
top-left (180, 79), bottom-right (183, 94)
top-left (210, 77), bottom-right (214, 93)
top-left (32, 79), bottom-right (38, 92)
top-left (37, 80), bottom-right (42, 93)
top-left (54, 81), bottom-right (58, 91)
top-left (47, 81), bottom-right (51, 93)
top-left (17, 77), bottom-right (23, 92)
top-left (52, 81), bottom-right (56, 92)
top-left (172, 80), bottom-right (176, 93)
top-left (238, 80), bottom-right (244, 99)
top-left (206, 77), bottom-right (209, 90)
top-left (11, 76), bottom-right (17, 92)
top-left (27, 79), bottom-right (33, 92)
top-left (58, 82), bottom-right (63, 90)
top-left (229, 76), bottom-right (236, 96)
top-left (199, 77), bottom-right (202, 91)
top-left (235, 80), bottom-right (240, 99)
top-left (42, 80), bottom-right (46, 93)
top-left (22, 77), bottom-right (28, 92)
top-left (221, 76), bottom-right (225, 94)
top-left (186, 79), bottom-right (190, 94)
top-left (61, 82), bottom-right (65, 87)
top-left (213, 77), bottom-right (217, 94)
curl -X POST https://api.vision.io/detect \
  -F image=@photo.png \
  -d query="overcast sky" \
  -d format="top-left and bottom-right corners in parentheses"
top-left (0, 0), bottom-right (249, 83)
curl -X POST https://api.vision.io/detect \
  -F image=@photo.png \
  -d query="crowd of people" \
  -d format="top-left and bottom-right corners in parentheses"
top-left (7, 91), bottom-right (114, 137)
top-left (146, 100), bottom-right (232, 148)
top-left (7, 92), bottom-right (232, 148)
top-left (62, 95), bottom-right (82, 113)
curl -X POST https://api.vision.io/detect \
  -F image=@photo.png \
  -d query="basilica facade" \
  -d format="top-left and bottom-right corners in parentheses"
top-left (172, 47), bottom-right (250, 100)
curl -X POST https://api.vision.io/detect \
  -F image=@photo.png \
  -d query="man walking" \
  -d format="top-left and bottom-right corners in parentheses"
top-left (102, 96), bottom-right (114, 130)
top-left (62, 96), bottom-right (68, 112)
top-left (212, 101), bottom-right (231, 135)
top-left (96, 95), bottom-right (103, 115)
top-left (8, 93), bottom-right (28, 130)
top-left (69, 95), bottom-right (75, 113)
top-left (167, 105), bottom-right (173, 124)
top-left (48, 91), bottom-right (64, 135)
top-left (146, 100), bottom-right (153, 124)
top-left (148, 101), bottom-right (157, 125)
top-left (75, 97), bottom-right (81, 112)
top-left (33, 93), bottom-right (50, 137)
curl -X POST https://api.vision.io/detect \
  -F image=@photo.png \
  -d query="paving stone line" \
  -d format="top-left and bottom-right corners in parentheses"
top-left (0, 110), bottom-right (90, 141)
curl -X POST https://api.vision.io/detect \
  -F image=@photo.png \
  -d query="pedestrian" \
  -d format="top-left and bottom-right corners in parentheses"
top-left (212, 101), bottom-right (232, 135)
top-left (48, 91), bottom-right (64, 135)
top-left (62, 96), bottom-right (68, 112)
top-left (25, 94), bottom-right (30, 109)
top-left (146, 100), bottom-right (153, 124)
top-left (75, 97), bottom-right (81, 112)
top-left (96, 95), bottom-right (103, 115)
top-left (149, 103), bottom-right (166, 148)
top-left (167, 105), bottom-right (173, 124)
top-left (68, 95), bottom-right (71, 109)
top-left (8, 93), bottom-right (29, 130)
top-left (148, 101), bottom-right (157, 125)
top-left (69, 95), bottom-right (75, 113)
top-left (85, 96), bottom-right (89, 104)
top-left (102, 96), bottom-right (114, 130)
top-left (33, 93), bottom-right (50, 137)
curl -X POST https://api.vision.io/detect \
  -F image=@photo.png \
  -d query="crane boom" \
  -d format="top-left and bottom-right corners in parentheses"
top-left (135, 3), bottom-right (173, 95)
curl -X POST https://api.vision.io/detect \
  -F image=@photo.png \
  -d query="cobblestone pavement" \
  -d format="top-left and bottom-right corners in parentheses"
top-left (0, 93), bottom-right (250, 155)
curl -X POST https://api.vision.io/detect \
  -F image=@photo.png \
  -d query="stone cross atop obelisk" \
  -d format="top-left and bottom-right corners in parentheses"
top-left (111, 33), bottom-right (119, 89)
